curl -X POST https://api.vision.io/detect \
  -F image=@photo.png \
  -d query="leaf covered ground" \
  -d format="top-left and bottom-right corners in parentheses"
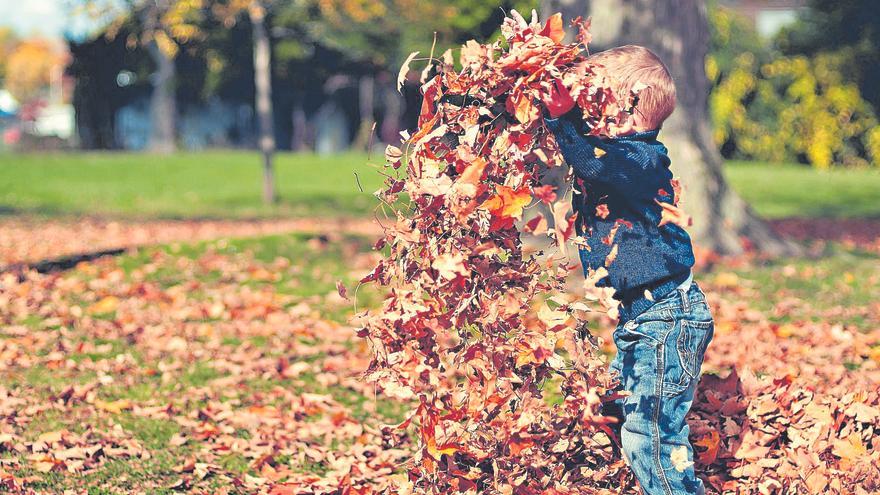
top-left (0, 227), bottom-right (878, 494)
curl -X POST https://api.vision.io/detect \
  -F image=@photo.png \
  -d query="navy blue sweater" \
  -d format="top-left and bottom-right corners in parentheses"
top-left (545, 116), bottom-right (695, 322)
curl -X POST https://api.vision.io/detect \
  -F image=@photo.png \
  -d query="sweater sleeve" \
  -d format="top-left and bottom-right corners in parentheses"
top-left (545, 117), bottom-right (669, 197)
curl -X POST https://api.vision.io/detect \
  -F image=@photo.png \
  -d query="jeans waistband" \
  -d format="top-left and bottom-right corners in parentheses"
top-left (617, 272), bottom-right (692, 322)
top-left (644, 281), bottom-right (705, 314)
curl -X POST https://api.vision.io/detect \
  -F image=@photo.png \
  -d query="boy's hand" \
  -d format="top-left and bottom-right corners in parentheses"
top-left (542, 78), bottom-right (576, 118)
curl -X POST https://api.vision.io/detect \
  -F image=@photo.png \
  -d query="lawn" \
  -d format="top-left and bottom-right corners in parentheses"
top-left (724, 160), bottom-right (880, 219)
top-left (0, 152), bottom-right (385, 219)
top-left (1, 151), bottom-right (878, 220)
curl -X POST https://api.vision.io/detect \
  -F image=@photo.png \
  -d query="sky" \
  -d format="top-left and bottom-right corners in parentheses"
top-left (0, 0), bottom-right (101, 40)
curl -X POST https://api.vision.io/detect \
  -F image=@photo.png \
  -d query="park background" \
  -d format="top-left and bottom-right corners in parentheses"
top-left (0, 0), bottom-right (878, 494)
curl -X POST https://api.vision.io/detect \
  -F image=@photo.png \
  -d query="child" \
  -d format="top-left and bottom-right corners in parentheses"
top-left (545, 45), bottom-right (715, 495)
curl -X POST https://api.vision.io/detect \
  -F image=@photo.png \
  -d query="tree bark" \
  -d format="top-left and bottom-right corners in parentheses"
top-left (353, 74), bottom-right (375, 151)
top-left (540, 0), bottom-right (798, 256)
top-left (250, 1), bottom-right (277, 204)
top-left (291, 93), bottom-right (307, 151)
top-left (142, 4), bottom-right (176, 154)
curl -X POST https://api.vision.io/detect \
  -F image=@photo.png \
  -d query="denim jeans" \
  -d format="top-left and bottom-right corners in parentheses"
top-left (607, 282), bottom-right (714, 495)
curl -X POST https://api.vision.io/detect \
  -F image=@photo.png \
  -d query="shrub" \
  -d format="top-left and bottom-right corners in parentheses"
top-left (707, 6), bottom-right (879, 168)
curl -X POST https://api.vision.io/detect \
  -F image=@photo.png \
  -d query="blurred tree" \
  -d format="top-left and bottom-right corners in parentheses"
top-left (540, 0), bottom-right (797, 256)
top-left (309, 0), bottom-right (535, 148)
top-left (5, 39), bottom-right (65, 103)
top-left (708, 6), bottom-right (879, 169)
top-left (68, 24), bottom-right (152, 149)
top-left (209, 0), bottom-right (283, 203)
top-left (81, 0), bottom-right (205, 153)
top-left (777, 0), bottom-right (880, 113)
top-left (0, 28), bottom-right (19, 87)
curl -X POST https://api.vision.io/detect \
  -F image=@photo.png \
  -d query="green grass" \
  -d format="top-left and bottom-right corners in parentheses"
top-left (0, 151), bottom-right (385, 219)
top-left (709, 244), bottom-right (880, 331)
top-left (724, 160), bottom-right (880, 219)
top-left (2, 152), bottom-right (878, 220)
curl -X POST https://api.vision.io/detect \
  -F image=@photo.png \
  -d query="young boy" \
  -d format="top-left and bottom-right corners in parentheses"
top-left (545, 45), bottom-right (715, 495)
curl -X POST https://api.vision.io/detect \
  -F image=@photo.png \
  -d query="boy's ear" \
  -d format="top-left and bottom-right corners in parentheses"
top-left (611, 118), bottom-right (637, 136)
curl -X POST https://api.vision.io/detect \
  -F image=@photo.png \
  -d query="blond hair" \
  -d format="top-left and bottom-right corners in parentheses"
top-left (588, 45), bottom-right (676, 130)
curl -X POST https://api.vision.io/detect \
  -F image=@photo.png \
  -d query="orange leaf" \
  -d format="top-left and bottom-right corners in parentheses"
top-left (656, 200), bottom-right (692, 228)
top-left (539, 13), bottom-right (566, 43)
top-left (694, 430), bottom-right (720, 465)
top-left (481, 185), bottom-right (532, 221)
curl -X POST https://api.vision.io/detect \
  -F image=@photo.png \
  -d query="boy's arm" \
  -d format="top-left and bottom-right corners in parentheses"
top-left (545, 117), bottom-right (667, 197)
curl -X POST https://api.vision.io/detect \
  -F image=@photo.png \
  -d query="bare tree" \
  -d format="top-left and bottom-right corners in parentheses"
top-left (541, 0), bottom-right (797, 255)
top-left (249, 1), bottom-right (276, 204)
top-left (139, 0), bottom-right (177, 154)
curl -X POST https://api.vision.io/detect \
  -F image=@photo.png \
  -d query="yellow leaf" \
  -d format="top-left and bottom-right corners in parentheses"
top-left (670, 445), bottom-right (693, 472)
top-left (832, 433), bottom-right (867, 469)
top-left (88, 296), bottom-right (119, 314)
top-left (154, 31), bottom-right (179, 59)
top-left (95, 399), bottom-right (132, 414)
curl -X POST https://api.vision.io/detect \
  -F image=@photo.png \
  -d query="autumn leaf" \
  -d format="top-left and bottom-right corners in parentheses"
top-left (539, 13), bottom-right (566, 43)
top-left (481, 185), bottom-right (532, 221)
top-left (656, 200), bottom-right (693, 228)
top-left (541, 78), bottom-right (575, 118)
top-left (605, 244), bottom-right (619, 266)
top-left (693, 430), bottom-right (720, 465)
top-left (335, 281), bottom-right (350, 301)
top-left (532, 184), bottom-right (557, 204)
top-left (832, 433), bottom-right (868, 469)
top-left (509, 90), bottom-right (540, 124)
top-left (431, 252), bottom-right (468, 280)
top-left (670, 445), bottom-right (693, 472)
top-left (397, 51), bottom-right (419, 92)
top-left (94, 399), bottom-right (132, 414)
top-left (88, 296), bottom-right (119, 314)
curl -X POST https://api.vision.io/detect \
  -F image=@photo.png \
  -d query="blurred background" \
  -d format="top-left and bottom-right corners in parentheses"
top-left (0, 0), bottom-right (878, 261)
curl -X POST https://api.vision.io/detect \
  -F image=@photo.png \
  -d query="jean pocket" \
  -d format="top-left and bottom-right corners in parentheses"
top-left (662, 319), bottom-right (713, 397)
top-left (678, 319), bottom-right (713, 376)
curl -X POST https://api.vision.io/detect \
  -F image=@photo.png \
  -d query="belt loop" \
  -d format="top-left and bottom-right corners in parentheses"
top-left (680, 287), bottom-right (690, 313)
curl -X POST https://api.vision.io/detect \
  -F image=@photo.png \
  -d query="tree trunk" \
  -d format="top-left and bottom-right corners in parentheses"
top-left (380, 79), bottom-right (403, 144)
top-left (540, 0), bottom-right (798, 256)
top-left (291, 93), bottom-right (307, 151)
top-left (353, 74), bottom-right (375, 151)
top-left (250, 1), bottom-right (277, 204)
top-left (142, 3), bottom-right (176, 154)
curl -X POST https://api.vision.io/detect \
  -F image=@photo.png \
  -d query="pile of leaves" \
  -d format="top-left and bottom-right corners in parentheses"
top-left (357, 10), bottom-right (880, 495)
top-left (357, 12), bottom-right (638, 494)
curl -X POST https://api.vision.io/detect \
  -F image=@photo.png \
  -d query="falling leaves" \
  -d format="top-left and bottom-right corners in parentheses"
top-left (656, 200), bottom-right (693, 229)
top-left (356, 12), bottom-right (634, 494)
top-left (670, 445), bottom-right (694, 472)
top-left (397, 51), bottom-right (419, 93)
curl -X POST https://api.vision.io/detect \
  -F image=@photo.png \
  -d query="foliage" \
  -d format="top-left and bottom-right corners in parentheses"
top-left (0, 232), bottom-right (406, 493)
top-left (707, 6), bottom-right (880, 168)
top-left (4, 39), bottom-right (67, 103)
top-left (776, 0), bottom-right (880, 113)
top-left (90, 0), bottom-right (206, 58)
top-left (0, 27), bottom-right (18, 86)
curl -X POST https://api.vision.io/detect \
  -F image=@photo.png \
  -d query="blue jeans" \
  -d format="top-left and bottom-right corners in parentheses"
top-left (608, 282), bottom-right (714, 495)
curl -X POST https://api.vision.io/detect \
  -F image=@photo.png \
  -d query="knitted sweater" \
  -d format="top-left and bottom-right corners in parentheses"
top-left (545, 116), bottom-right (695, 322)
